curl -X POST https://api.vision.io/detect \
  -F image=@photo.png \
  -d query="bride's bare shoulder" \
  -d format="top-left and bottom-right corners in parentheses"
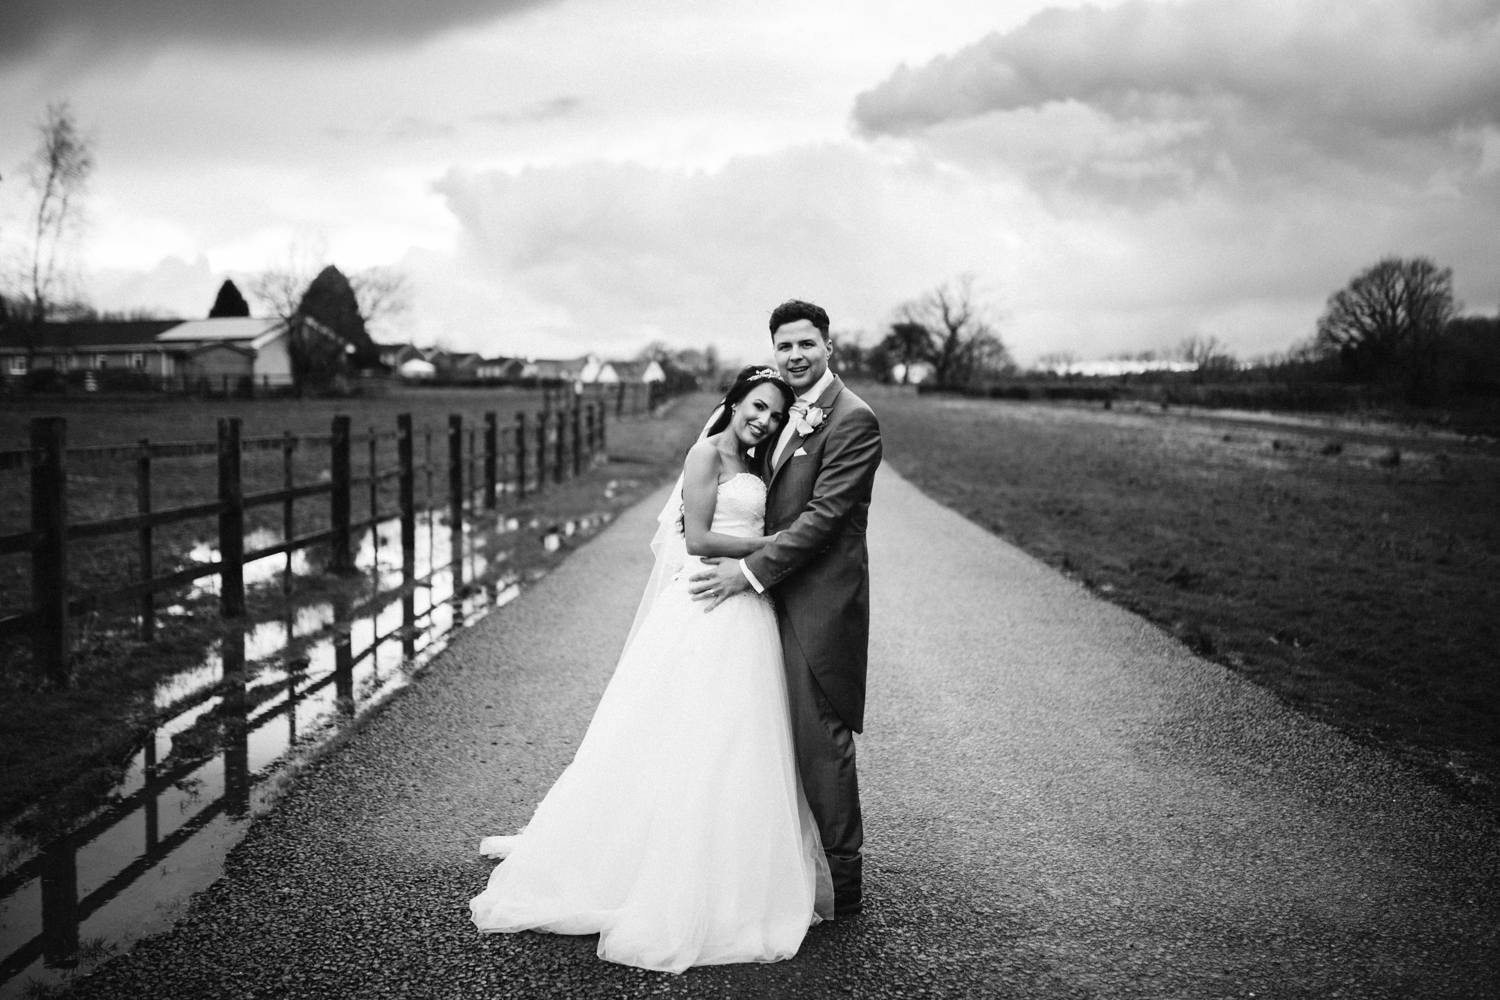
top-left (683, 438), bottom-right (722, 479)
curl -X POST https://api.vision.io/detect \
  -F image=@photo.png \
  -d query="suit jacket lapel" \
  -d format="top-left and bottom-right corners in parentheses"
top-left (769, 375), bottom-right (844, 488)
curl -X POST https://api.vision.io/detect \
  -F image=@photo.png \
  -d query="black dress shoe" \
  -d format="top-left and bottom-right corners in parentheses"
top-left (833, 895), bottom-right (863, 918)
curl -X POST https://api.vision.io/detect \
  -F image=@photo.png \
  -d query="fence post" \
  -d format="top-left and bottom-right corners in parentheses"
top-left (571, 402), bottom-right (582, 477)
top-left (137, 438), bottom-right (154, 641)
top-left (484, 411), bottom-right (498, 510)
top-left (448, 414), bottom-right (464, 588)
top-left (535, 411), bottom-right (547, 492)
top-left (598, 397), bottom-right (607, 453)
top-left (218, 417), bottom-right (245, 616)
top-left (584, 404), bottom-right (595, 464)
top-left (281, 430), bottom-right (295, 586)
top-left (554, 407), bottom-right (565, 484)
top-left (515, 412), bottom-right (528, 501)
top-left (368, 424), bottom-right (379, 571)
top-left (30, 417), bottom-right (69, 684)
top-left (616, 381), bottom-right (626, 418)
top-left (330, 415), bottom-right (352, 574)
top-left (398, 414), bottom-right (415, 583)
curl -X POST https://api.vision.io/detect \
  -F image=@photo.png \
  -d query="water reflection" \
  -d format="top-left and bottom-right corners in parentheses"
top-left (0, 501), bottom-right (557, 998)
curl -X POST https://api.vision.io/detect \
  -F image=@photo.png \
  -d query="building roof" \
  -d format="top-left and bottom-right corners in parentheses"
top-left (156, 317), bottom-right (284, 346)
top-left (0, 319), bottom-right (183, 350)
top-left (187, 340), bottom-right (255, 357)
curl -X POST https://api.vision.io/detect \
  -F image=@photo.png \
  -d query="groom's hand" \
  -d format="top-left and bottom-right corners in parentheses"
top-left (688, 559), bottom-right (750, 613)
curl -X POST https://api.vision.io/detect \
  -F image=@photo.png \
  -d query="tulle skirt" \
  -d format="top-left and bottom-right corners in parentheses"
top-left (469, 567), bottom-right (833, 973)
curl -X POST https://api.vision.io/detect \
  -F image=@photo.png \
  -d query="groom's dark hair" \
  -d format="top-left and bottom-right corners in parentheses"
top-left (769, 300), bottom-right (830, 339)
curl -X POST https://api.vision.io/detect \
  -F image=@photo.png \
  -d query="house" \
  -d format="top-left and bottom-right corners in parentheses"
top-left (377, 343), bottom-right (426, 369)
top-left (182, 341), bottom-right (257, 382)
top-left (154, 316), bottom-right (317, 380)
top-left (475, 357), bottom-right (526, 381)
top-left (522, 357), bottom-right (589, 383)
top-left (398, 358), bottom-right (437, 379)
top-left (578, 354), bottom-right (620, 383)
top-left (610, 359), bottom-right (667, 383)
top-left (0, 319), bottom-right (183, 379)
top-left (436, 352), bottom-right (485, 381)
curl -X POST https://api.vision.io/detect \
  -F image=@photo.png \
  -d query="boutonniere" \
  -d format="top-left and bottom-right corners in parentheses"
top-left (794, 406), bottom-right (826, 437)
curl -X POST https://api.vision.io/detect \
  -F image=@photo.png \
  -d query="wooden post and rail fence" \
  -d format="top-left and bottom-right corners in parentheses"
top-left (0, 387), bottom-right (651, 685)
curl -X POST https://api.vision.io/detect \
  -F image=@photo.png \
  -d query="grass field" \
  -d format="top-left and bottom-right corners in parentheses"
top-left (0, 389), bottom-right (714, 834)
top-left (868, 386), bottom-right (1500, 812)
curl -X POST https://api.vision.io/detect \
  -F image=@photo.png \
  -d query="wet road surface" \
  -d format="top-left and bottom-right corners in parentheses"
top-left (62, 466), bottom-right (1500, 998)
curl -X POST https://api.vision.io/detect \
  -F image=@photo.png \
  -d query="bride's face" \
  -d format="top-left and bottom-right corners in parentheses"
top-left (732, 383), bottom-right (788, 448)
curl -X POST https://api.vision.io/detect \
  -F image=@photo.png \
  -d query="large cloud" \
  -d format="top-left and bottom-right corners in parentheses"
top-left (426, 144), bottom-right (1041, 358)
top-left (0, 0), bottom-right (548, 63)
top-left (854, 0), bottom-right (1500, 197)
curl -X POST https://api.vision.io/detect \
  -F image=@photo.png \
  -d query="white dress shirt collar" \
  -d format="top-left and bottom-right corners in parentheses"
top-left (795, 366), bottom-right (836, 405)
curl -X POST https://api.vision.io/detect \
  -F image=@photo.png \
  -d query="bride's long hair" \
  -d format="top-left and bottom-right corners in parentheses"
top-left (703, 365), bottom-right (796, 478)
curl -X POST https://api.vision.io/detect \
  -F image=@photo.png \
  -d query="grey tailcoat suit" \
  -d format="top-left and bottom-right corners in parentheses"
top-left (743, 375), bottom-right (881, 901)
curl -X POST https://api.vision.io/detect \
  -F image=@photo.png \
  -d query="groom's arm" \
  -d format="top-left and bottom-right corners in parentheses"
top-left (741, 406), bottom-right (881, 592)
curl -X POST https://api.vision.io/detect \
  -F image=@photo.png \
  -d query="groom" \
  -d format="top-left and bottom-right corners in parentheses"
top-left (690, 299), bottom-right (882, 916)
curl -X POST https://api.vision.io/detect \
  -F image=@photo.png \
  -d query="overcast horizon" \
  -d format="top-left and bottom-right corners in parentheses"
top-left (2, 0), bottom-right (1498, 366)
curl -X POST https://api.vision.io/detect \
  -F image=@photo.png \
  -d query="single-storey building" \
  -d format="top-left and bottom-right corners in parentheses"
top-left (155, 316), bottom-right (307, 380)
top-left (0, 319), bottom-right (183, 378)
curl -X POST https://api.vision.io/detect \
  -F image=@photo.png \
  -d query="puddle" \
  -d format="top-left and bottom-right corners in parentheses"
top-left (0, 499), bottom-right (593, 998)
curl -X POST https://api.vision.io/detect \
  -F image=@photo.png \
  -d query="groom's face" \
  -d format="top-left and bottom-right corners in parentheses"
top-left (772, 320), bottom-right (830, 393)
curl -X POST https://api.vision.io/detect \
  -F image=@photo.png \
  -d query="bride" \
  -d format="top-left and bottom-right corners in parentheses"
top-left (470, 366), bottom-right (834, 973)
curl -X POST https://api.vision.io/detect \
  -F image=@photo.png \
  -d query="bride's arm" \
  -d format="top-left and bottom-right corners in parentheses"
top-left (681, 442), bottom-right (774, 558)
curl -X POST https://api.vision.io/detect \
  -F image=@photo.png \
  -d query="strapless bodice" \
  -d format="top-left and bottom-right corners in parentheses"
top-left (710, 473), bottom-right (766, 539)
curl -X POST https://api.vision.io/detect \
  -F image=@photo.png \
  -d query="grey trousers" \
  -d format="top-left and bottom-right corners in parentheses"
top-left (782, 628), bottom-right (864, 903)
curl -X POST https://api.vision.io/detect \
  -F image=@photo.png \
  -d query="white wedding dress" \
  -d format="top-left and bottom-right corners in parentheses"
top-left (470, 473), bottom-right (833, 973)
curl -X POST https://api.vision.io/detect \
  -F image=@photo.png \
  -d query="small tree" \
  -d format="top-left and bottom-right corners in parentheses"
top-left (877, 321), bottom-right (933, 383)
top-left (301, 265), bottom-right (380, 364)
top-left (1316, 256), bottom-right (1454, 398)
top-left (208, 279), bottom-right (251, 317)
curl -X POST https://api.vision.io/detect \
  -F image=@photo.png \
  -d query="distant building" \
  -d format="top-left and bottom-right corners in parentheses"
top-left (398, 358), bottom-right (437, 379)
top-left (0, 319), bottom-right (183, 378)
top-left (377, 343), bottom-right (427, 369)
top-left (611, 359), bottom-right (667, 384)
top-left (1043, 359), bottom-right (1198, 377)
top-left (155, 316), bottom-right (319, 380)
top-left (476, 357), bottom-right (526, 380)
top-left (436, 351), bottom-right (485, 380)
top-left (522, 357), bottom-right (589, 383)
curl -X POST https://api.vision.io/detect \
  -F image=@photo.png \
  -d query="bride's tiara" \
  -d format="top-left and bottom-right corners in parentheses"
top-left (747, 367), bottom-right (782, 382)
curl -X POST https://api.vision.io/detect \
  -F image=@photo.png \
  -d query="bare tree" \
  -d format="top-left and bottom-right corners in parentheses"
top-left (1316, 256), bottom-right (1454, 391)
top-left (1176, 334), bottom-right (1237, 380)
top-left (20, 102), bottom-right (95, 331)
top-left (349, 265), bottom-right (410, 340)
top-left (248, 239), bottom-right (325, 325)
top-left (892, 275), bottom-right (1012, 388)
top-left (248, 238), bottom-right (330, 390)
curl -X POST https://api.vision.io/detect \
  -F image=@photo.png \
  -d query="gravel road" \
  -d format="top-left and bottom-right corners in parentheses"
top-left (65, 465), bottom-right (1500, 999)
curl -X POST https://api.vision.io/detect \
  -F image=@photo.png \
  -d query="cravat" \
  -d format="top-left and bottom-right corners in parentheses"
top-left (773, 399), bottom-right (810, 469)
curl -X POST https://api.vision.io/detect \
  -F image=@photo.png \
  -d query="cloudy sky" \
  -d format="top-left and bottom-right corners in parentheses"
top-left (2, 0), bottom-right (1497, 364)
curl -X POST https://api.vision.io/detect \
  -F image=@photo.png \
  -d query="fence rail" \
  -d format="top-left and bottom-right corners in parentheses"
top-left (1, 394), bottom-right (626, 681)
